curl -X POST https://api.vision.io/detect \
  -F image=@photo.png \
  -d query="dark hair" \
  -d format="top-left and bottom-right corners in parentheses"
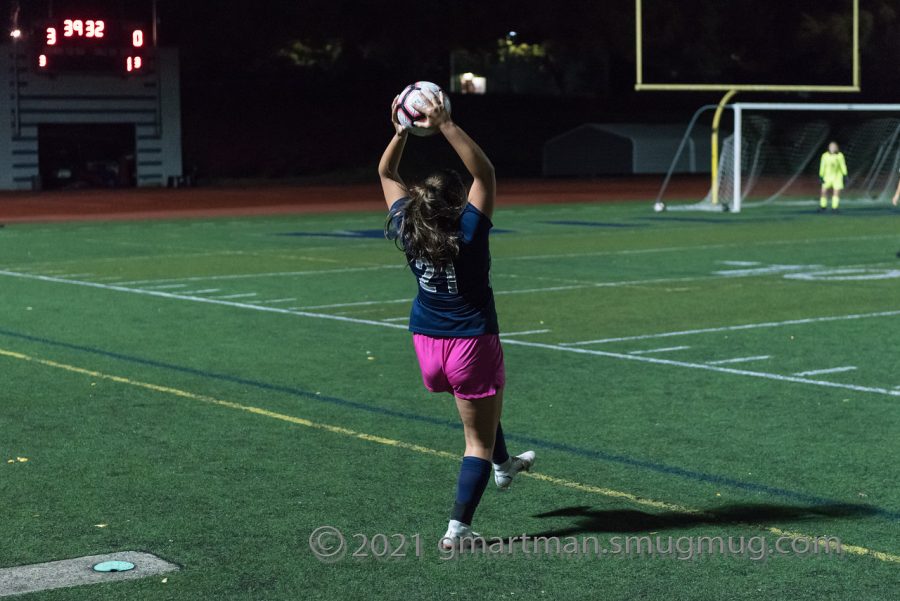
top-left (385, 169), bottom-right (467, 266)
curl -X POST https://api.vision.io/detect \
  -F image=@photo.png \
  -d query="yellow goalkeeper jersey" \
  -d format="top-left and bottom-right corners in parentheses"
top-left (819, 151), bottom-right (848, 180)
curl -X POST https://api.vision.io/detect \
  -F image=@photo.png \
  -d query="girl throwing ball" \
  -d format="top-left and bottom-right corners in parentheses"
top-left (378, 88), bottom-right (534, 547)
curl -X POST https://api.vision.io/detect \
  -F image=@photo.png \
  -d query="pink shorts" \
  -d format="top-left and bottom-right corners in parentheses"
top-left (412, 333), bottom-right (505, 400)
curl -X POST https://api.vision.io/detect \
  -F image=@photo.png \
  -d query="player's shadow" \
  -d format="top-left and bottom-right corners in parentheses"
top-left (513, 502), bottom-right (878, 539)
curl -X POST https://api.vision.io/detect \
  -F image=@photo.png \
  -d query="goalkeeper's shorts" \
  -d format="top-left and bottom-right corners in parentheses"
top-left (822, 175), bottom-right (844, 191)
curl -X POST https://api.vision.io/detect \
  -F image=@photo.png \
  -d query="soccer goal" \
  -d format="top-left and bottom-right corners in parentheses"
top-left (658, 103), bottom-right (900, 213)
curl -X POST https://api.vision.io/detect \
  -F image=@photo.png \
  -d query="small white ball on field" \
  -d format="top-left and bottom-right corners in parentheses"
top-left (395, 81), bottom-right (452, 137)
top-left (653, 201), bottom-right (666, 213)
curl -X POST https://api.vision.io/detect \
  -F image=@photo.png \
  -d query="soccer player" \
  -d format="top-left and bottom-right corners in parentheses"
top-left (378, 90), bottom-right (534, 548)
top-left (819, 141), bottom-right (848, 212)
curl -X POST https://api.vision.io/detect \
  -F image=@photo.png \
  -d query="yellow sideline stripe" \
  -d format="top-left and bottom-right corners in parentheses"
top-left (2, 347), bottom-right (898, 565)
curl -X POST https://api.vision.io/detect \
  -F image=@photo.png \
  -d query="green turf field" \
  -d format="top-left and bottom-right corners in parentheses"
top-left (1, 201), bottom-right (898, 600)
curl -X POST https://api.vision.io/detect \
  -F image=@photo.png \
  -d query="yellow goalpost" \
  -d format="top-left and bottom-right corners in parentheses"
top-left (634, 0), bottom-right (861, 207)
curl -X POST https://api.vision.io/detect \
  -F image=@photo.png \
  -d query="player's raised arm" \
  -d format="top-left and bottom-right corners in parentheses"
top-left (416, 91), bottom-right (496, 218)
top-left (378, 96), bottom-right (410, 208)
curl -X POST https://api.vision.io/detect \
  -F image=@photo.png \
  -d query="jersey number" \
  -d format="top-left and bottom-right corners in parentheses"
top-left (415, 259), bottom-right (458, 294)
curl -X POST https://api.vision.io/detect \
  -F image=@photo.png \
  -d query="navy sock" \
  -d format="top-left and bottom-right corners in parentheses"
top-left (492, 422), bottom-right (509, 466)
top-left (450, 456), bottom-right (492, 526)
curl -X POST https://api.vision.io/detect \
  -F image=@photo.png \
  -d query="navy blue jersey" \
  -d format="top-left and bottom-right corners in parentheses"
top-left (388, 198), bottom-right (499, 337)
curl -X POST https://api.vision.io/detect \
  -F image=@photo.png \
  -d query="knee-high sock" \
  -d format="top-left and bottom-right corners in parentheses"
top-left (450, 456), bottom-right (492, 526)
top-left (492, 422), bottom-right (510, 466)
top-left (820, 195), bottom-right (828, 208)
top-left (832, 196), bottom-right (840, 209)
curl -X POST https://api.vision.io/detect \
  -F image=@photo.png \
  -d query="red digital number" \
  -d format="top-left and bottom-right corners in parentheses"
top-left (126, 56), bottom-right (143, 72)
top-left (46, 27), bottom-right (57, 45)
top-left (132, 29), bottom-right (144, 48)
top-left (38, 54), bottom-right (48, 68)
top-left (61, 19), bottom-right (103, 38)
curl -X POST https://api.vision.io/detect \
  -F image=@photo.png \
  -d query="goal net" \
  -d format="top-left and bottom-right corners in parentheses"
top-left (659, 103), bottom-right (900, 212)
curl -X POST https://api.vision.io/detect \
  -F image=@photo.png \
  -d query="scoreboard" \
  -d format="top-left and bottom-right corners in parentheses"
top-left (34, 17), bottom-right (150, 75)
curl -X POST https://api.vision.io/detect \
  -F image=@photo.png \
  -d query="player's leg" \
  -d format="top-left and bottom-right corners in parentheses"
top-left (442, 392), bottom-right (501, 545)
top-left (831, 180), bottom-right (842, 211)
top-left (492, 399), bottom-right (536, 490)
top-left (819, 183), bottom-right (829, 212)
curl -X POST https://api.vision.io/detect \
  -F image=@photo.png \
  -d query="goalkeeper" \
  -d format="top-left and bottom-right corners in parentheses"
top-left (819, 141), bottom-right (848, 212)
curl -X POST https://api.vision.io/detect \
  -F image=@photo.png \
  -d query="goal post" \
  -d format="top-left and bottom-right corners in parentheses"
top-left (656, 103), bottom-right (900, 213)
top-left (730, 103), bottom-right (900, 213)
top-left (634, 0), bottom-right (868, 213)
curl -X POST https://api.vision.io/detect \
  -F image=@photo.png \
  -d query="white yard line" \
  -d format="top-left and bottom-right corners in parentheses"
top-left (141, 283), bottom-right (187, 290)
top-left (179, 289), bottom-right (220, 295)
top-left (294, 276), bottom-right (719, 310)
top-left (256, 298), bottom-right (297, 305)
top-left (2, 270), bottom-right (897, 400)
top-left (210, 293), bottom-right (258, 300)
top-left (501, 233), bottom-right (900, 262)
top-left (628, 346), bottom-right (691, 355)
top-left (0, 271), bottom-right (404, 331)
top-left (793, 366), bottom-right (858, 377)
top-left (706, 355), bottom-right (771, 365)
top-left (503, 339), bottom-right (900, 399)
top-left (116, 265), bottom-right (403, 286)
top-left (500, 329), bottom-right (551, 337)
top-left (298, 298), bottom-right (410, 310)
top-left (562, 310), bottom-right (900, 346)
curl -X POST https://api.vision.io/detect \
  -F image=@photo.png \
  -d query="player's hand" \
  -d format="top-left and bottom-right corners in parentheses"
top-left (892, 193), bottom-right (899, 207)
top-left (414, 90), bottom-right (451, 130)
top-left (391, 95), bottom-right (407, 136)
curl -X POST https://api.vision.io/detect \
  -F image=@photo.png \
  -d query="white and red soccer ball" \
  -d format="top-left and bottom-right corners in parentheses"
top-left (395, 81), bottom-right (452, 137)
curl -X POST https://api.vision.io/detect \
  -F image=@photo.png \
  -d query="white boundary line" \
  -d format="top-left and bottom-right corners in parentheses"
top-left (2, 270), bottom-right (898, 399)
top-left (793, 366), bottom-right (858, 377)
top-left (563, 310), bottom-right (900, 346)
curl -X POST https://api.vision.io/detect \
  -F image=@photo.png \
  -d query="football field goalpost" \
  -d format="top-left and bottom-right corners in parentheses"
top-left (656, 102), bottom-right (900, 212)
top-left (632, 0), bottom-right (899, 213)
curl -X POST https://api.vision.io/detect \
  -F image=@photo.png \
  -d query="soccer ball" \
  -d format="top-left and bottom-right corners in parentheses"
top-left (395, 81), bottom-right (451, 137)
top-left (653, 201), bottom-right (666, 213)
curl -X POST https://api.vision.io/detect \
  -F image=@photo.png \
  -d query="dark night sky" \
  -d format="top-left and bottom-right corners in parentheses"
top-left (6, 1), bottom-right (899, 178)
top-left (12, 0), bottom-right (897, 90)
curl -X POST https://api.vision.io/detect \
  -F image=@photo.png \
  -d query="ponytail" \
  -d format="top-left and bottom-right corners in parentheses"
top-left (384, 170), bottom-right (467, 266)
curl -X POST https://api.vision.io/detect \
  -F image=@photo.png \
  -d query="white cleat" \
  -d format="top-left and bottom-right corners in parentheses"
top-left (440, 520), bottom-right (482, 550)
top-left (493, 451), bottom-right (536, 490)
